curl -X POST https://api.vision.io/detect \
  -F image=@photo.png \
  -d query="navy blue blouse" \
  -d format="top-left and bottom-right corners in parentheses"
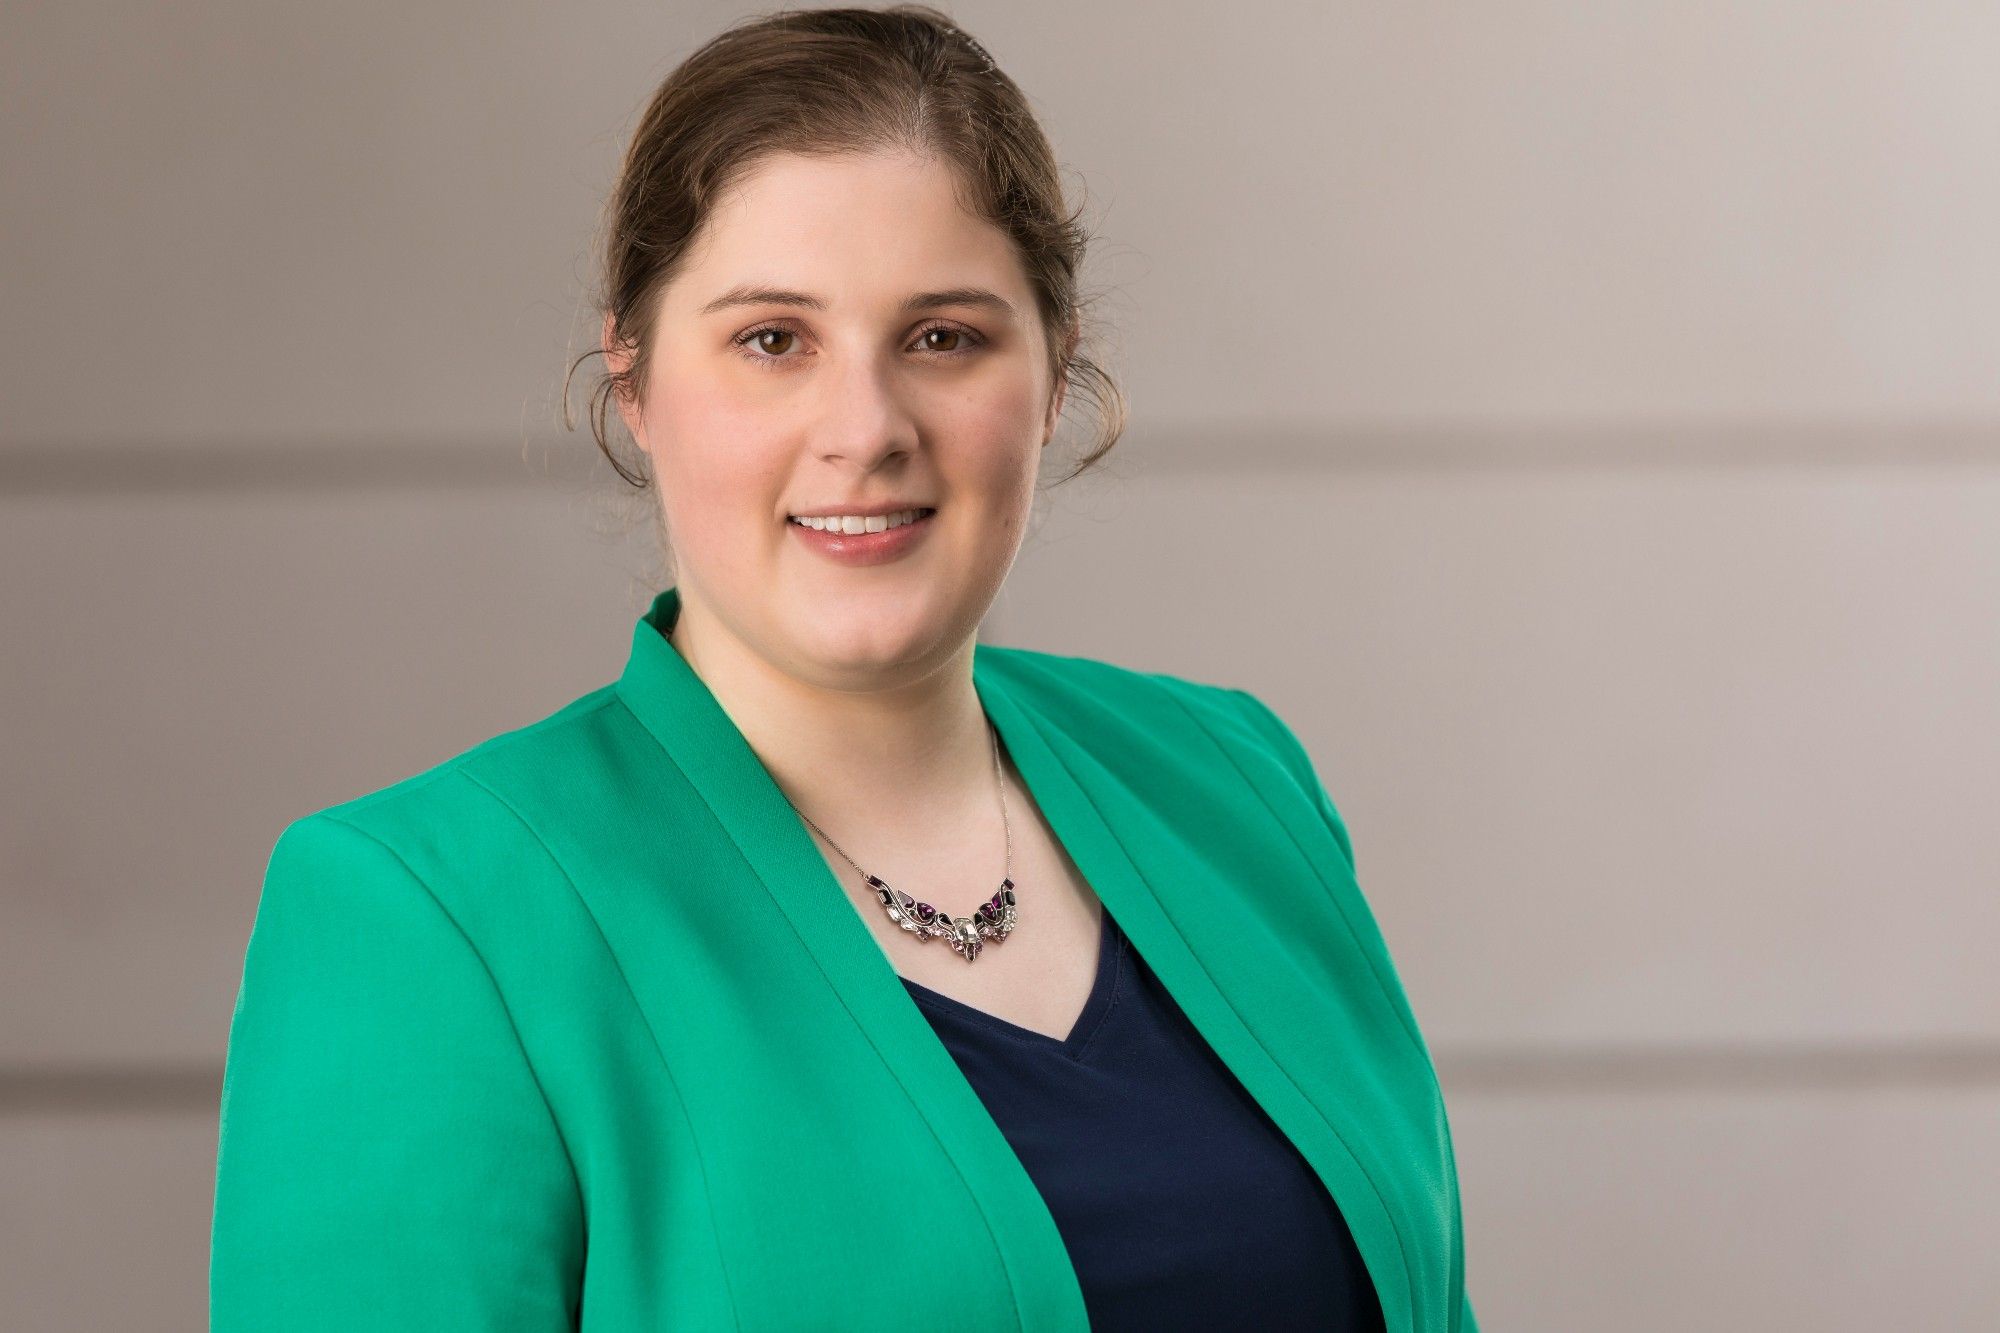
top-left (900, 905), bottom-right (1385, 1332)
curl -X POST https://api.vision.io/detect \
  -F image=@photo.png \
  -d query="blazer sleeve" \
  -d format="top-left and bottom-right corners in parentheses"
top-left (1227, 687), bottom-right (1482, 1333)
top-left (210, 812), bottom-right (585, 1331)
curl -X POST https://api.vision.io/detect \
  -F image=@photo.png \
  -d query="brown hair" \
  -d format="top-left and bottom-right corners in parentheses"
top-left (564, 4), bottom-right (1125, 497)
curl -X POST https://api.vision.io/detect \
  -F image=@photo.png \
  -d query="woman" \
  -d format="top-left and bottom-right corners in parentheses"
top-left (209, 7), bottom-right (1478, 1331)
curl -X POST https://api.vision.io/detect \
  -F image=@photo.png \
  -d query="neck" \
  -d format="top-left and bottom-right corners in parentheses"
top-left (665, 590), bottom-right (1004, 857)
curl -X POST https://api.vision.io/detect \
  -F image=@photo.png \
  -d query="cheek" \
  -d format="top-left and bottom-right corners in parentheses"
top-left (940, 439), bottom-right (1036, 565)
top-left (966, 387), bottom-right (1044, 496)
top-left (955, 363), bottom-right (1046, 459)
top-left (644, 375), bottom-right (788, 541)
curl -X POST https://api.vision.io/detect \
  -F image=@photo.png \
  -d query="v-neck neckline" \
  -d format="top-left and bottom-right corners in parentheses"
top-left (899, 905), bottom-right (1124, 1059)
top-left (609, 584), bottom-right (1419, 1333)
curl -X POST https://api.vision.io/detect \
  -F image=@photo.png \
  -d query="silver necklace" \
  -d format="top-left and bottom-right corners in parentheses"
top-left (792, 716), bottom-right (1019, 964)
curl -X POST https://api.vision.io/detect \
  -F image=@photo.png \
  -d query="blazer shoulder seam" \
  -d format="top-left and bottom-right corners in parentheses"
top-left (309, 689), bottom-right (624, 825)
top-left (311, 807), bottom-right (589, 1231)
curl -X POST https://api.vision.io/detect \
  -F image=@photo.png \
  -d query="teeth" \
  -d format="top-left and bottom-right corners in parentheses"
top-left (789, 507), bottom-right (931, 533)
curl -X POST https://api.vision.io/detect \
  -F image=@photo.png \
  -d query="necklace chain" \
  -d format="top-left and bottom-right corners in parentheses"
top-left (669, 614), bottom-right (1018, 964)
top-left (792, 716), bottom-right (1019, 964)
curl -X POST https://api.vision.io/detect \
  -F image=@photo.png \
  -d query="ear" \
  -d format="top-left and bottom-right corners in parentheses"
top-left (602, 310), bottom-right (645, 449)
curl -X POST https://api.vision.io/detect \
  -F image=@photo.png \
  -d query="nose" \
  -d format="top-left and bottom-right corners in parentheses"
top-left (812, 352), bottom-right (917, 472)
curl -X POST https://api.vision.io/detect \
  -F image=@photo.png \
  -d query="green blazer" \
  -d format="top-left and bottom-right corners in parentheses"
top-left (211, 584), bottom-right (1479, 1332)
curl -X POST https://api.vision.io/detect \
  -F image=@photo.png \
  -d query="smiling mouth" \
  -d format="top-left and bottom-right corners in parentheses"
top-left (784, 505), bottom-right (940, 566)
top-left (786, 506), bottom-right (937, 534)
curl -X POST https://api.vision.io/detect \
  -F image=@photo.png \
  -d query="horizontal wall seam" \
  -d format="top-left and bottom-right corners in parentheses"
top-left (8, 1040), bottom-right (2000, 1113)
top-left (4, 420), bottom-right (2000, 494)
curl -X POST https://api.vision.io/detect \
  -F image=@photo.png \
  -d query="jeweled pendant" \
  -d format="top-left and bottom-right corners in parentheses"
top-left (867, 874), bottom-right (1017, 963)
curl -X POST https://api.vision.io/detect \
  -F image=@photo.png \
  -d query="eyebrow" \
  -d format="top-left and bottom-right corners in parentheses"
top-left (697, 284), bottom-right (1018, 319)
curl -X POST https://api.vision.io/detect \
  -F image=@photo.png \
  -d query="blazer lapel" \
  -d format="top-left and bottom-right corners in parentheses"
top-left (979, 665), bottom-right (1419, 1333)
top-left (612, 586), bottom-right (1415, 1333)
top-left (614, 587), bottom-right (1089, 1330)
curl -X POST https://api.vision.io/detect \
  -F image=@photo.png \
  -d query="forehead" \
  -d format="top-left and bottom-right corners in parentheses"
top-left (671, 149), bottom-right (1028, 306)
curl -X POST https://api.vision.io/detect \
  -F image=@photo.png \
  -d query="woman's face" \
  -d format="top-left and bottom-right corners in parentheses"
top-left (612, 148), bottom-right (1067, 687)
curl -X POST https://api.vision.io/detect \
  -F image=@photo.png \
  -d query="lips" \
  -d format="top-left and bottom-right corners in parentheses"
top-left (786, 506), bottom-right (939, 567)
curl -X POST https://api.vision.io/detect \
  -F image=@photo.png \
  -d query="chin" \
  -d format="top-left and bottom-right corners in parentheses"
top-left (792, 605), bottom-right (951, 670)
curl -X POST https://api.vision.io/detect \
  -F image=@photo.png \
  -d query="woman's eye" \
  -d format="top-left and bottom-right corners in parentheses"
top-left (909, 321), bottom-right (984, 355)
top-left (742, 327), bottom-right (798, 358)
top-left (731, 321), bottom-right (984, 367)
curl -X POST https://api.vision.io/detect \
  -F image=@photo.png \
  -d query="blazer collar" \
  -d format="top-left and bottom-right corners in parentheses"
top-left (611, 585), bottom-right (1417, 1333)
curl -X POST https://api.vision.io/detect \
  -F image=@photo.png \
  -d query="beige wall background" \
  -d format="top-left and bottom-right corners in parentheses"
top-left (5, 2), bottom-right (1997, 1328)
